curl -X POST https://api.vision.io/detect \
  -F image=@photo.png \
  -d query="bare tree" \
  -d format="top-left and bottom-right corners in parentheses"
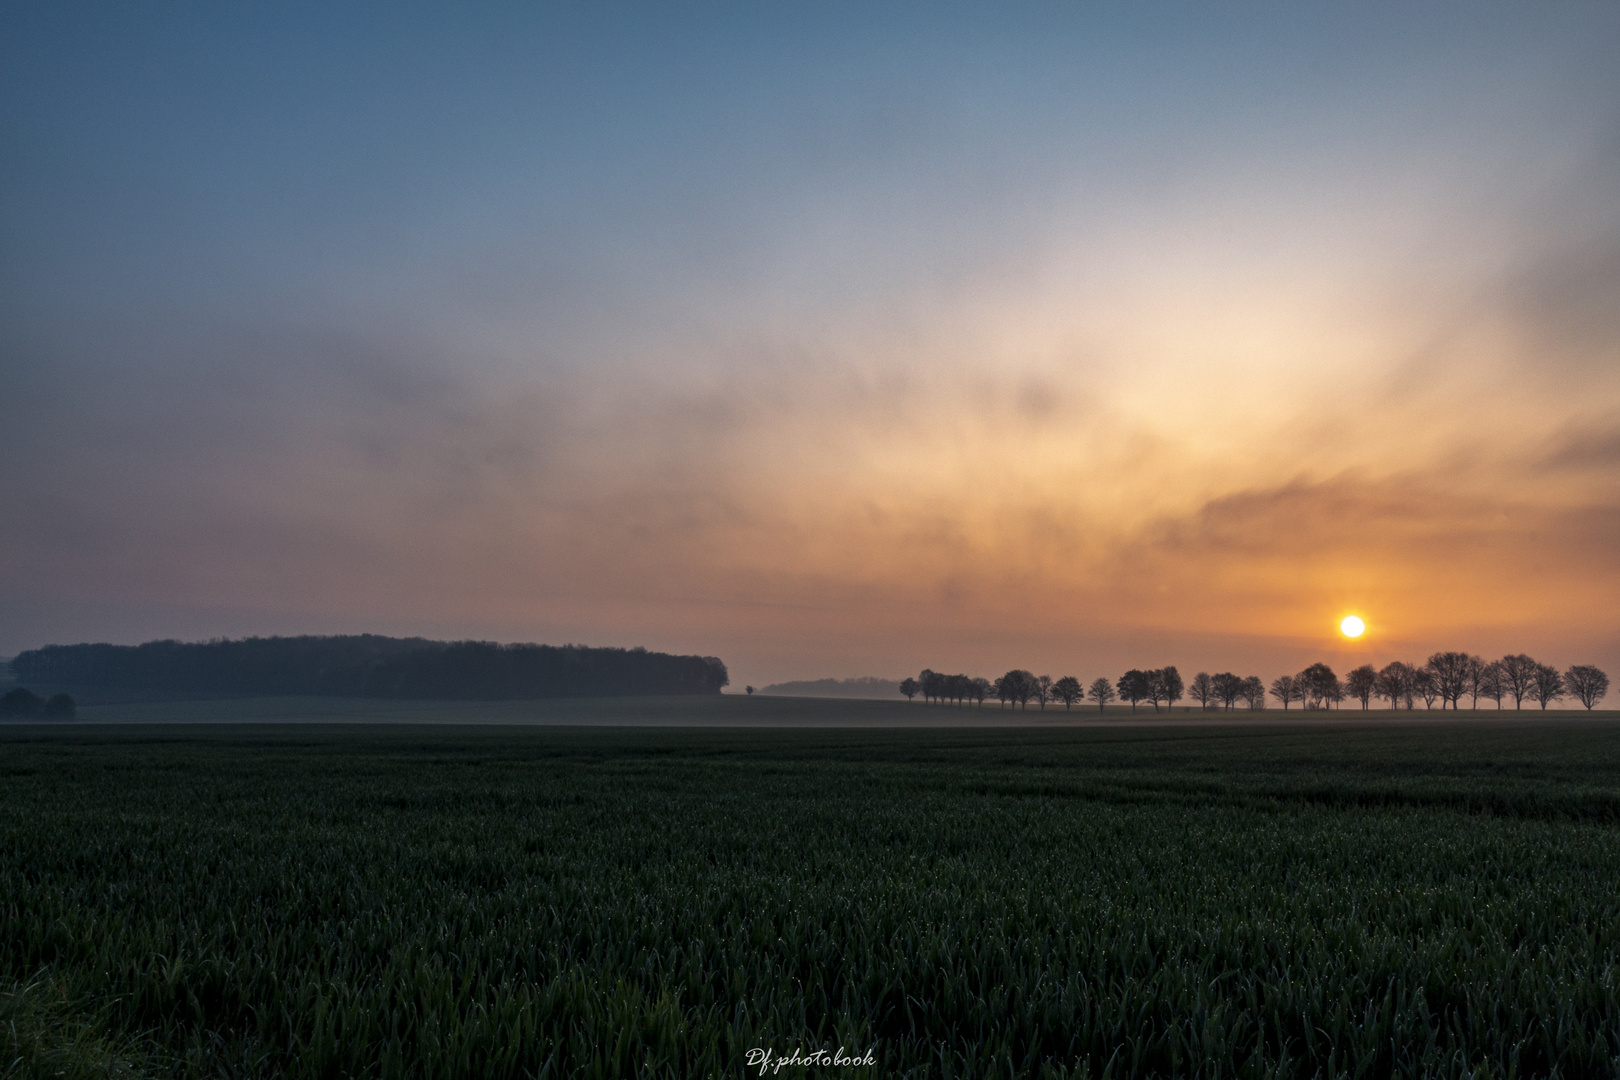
top-left (1532, 663), bottom-right (1565, 710)
top-left (1375, 662), bottom-right (1411, 709)
top-left (1427, 652), bottom-right (1472, 710)
top-left (970, 677), bottom-right (992, 708)
top-left (899, 677), bottom-right (919, 702)
top-left (1412, 666), bottom-right (1440, 709)
top-left (1034, 675), bottom-right (1054, 710)
top-left (1478, 661), bottom-right (1506, 709)
top-left (1499, 654), bottom-right (1539, 710)
top-left (1053, 676), bottom-right (1082, 710)
top-left (1464, 655), bottom-right (1486, 708)
top-left (1088, 677), bottom-right (1116, 712)
top-left (1269, 674), bottom-right (1299, 710)
top-left (1242, 676), bottom-right (1267, 710)
top-left (1144, 669), bottom-right (1166, 711)
top-left (1212, 672), bottom-right (1244, 711)
top-left (1346, 665), bottom-right (1376, 709)
top-left (1189, 672), bottom-right (1215, 710)
top-left (1295, 669), bottom-right (1316, 710)
top-left (1564, 666), bottom-right (1609, 710)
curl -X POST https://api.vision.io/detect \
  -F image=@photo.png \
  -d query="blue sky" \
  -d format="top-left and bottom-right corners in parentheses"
top-left (4, 3), bottom-right (1618, 686)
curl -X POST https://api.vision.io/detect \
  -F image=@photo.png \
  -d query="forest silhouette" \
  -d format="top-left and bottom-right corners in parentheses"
top-left (10, 636), bottom-right (729, 700)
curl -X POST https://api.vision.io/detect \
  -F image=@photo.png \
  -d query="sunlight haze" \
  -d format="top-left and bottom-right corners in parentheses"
top-left (3, 3), bottom-right (1617, 686)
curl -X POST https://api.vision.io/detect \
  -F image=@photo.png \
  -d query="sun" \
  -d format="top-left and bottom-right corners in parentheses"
top-left (1339, 615), bottom-right (1366, 639)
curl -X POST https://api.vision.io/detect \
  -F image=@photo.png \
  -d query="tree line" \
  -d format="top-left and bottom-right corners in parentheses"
top-left (9, 636), bottom-right (730, 700)
top-left (901, 667), bottom-right (1215, 712)
top-left (899, 654), bottom-right (1609, 711)
top-left (1277, 654), bottom-right (1609, 711)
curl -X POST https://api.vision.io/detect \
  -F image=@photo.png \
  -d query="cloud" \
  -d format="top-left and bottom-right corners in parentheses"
top-left (1106, 473), bottom-right (1620, 642)
top-left (5, 4), bottom-right (1620, 687)
top-left (1541, 423), bottom-right (1620, 473)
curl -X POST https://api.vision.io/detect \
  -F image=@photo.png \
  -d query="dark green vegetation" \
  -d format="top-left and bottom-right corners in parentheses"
top-left (0, 688), bottom-right (76, 719)
top-left (11, 636), bottom-right (728, 700)
top-left (4, 717), bottom-right (1620, 1078)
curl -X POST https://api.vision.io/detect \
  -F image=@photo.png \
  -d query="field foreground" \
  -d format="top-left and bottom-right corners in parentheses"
top-left (3, 719), bottom-right (1620, 1078)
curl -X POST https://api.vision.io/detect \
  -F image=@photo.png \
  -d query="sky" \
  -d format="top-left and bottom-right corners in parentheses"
top-left (3, 3), bottom-right (1619, 689)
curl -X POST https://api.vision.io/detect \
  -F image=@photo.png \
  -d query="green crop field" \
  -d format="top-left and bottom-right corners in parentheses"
top-left (4, 713), bottom-right (1620, 1078)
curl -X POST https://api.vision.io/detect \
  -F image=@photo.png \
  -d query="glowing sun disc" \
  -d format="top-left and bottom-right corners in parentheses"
top-left (1340, 616), bottom-right (1366, 638)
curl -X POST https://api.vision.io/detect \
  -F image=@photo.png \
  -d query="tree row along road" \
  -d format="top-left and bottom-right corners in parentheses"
top-left (899, 655), bottom-right (1610, 712)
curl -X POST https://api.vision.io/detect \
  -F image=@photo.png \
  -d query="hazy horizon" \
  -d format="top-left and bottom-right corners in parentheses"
top-left (4, 4), bottom-right (1618, 689)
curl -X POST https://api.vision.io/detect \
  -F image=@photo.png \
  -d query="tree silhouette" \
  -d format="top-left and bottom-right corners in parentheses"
top-left (1117, 670), bottom-right (1149, 712)
top-left (1053, 676), bottom-right (1082, 710)
top-left (1412, 667), bottom-right (1440, 709)
top-left (1162, 667), bottom-right (1184, 708)
top-left (1211, 672), bottom-right (1244, 711)
top-left (1144, 674), bottom-right (1163, 711)
top-left (1017, 671), bottom-right (1040, 709)
top-left (1189, 673), bottom-right (1214, 710)
top-left (0, 688), bottom-right (43, 717)
top-left (1464, 655), bottom-right (1487, 708)
top-left (1146, 667), bottom-right (1183, 711)
top-left (1159, 667), bottom-right (1185, 709)
top-left (970, 677), bottom-right (992, 708)
top-left (1564, 666), bottom-right (1609, 710)
top-left (997, 670), bottom-right (1038, 709)
top-left (12, 636), bottom-right (727, 698)
top-left (1375, 662), bottom-right (1412, 709)
top-left (1531, 664), bottom-right (1565, 710)
top-left (1241, 676), bottom-right (1267, 711)
top-left (1297, 663), bottom-right (1339, 710)
top-left (919, 669), bottom-right (939, 703)
top-left (1088, 678), bottom-right (1115, 712)
top-left (1345, 665), bottom-right (1376, 709)
top-left (1034, 675), bottom-right (1054, 710)
top-left (1427, 652), bottom-right (1473, 710)
top-left (1153, 663), bottom-right (1192, 712)
top-left (1268, 674), bottom-right (1299, 711)
top-left (1477, 661), bottom-right (1506, 709)
top-left (1499, 654), bottom-right (1538, 710)
top-left (899, 677), bottom-right (919, 702)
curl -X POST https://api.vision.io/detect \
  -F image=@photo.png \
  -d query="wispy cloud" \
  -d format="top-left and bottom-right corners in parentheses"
top-left (3, 4), bottom-right (1619, 684)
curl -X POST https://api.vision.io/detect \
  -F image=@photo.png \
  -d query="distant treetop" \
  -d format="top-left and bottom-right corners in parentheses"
top-left (758, 676), bottom-right (903, 699)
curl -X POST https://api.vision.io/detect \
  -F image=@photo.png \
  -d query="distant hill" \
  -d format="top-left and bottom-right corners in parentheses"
top-left (10, 635), bottom-right (728, 700)
top-left (758, 676), bottom-right (902, 700)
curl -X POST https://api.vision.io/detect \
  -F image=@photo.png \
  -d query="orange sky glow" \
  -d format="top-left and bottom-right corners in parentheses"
top-left (2, 6), bottom-right (1617, 688)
